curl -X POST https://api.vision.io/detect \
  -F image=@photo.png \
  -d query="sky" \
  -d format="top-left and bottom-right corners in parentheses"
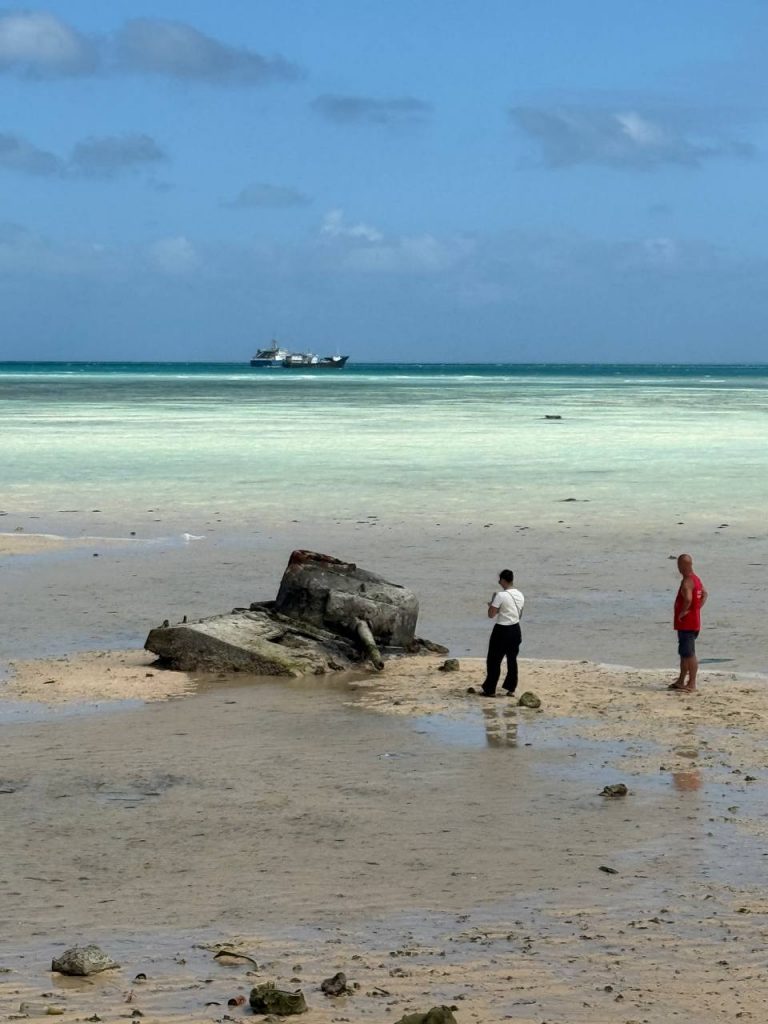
top-left (1, 1), bottom-right (767, 362)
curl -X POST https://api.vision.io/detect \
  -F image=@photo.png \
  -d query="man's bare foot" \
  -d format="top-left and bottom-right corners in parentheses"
top-left (667, 681), bottom-right (686, 690)
top-left (682, 685), bottom-right (698, 693)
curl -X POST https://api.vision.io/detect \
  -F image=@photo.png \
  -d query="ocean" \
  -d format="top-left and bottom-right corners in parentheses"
top-left (2, 362), bottom-right (767, 533)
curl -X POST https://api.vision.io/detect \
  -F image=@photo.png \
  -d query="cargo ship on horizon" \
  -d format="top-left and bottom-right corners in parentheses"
top-left (250, 343), bottom-right (349, 369)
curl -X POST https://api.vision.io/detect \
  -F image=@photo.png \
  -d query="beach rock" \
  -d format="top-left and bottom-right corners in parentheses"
top-left (517, 691), bottom-right (542, 709)
top-left (601, 784), bottom-right (628, 798)
top-left (145, 609), bottom-right (358, 675)
top-left (145, 550), bottom-right (436, 675)
top-left (438, 659), bottom-right (460, 672)
top-left (275, 550), bottom-right (418, 647)
top-left (320, 971), bottom-right (350, 996)
top-left (394, 1008), bottom-right (457, 1024)
top-left (249, 983), bottom-right (307, 1015)
top-left (51, 945), bottom-right (119, 976)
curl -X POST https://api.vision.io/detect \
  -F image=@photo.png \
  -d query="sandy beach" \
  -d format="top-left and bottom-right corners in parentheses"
top-left (3, 487), bottom-right (768, 1024)
top-left (2, 636), bottom-right (768, 1023)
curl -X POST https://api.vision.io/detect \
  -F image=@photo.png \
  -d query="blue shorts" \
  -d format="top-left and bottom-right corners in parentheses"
top-left (677, 630), bottom-right (699, 658)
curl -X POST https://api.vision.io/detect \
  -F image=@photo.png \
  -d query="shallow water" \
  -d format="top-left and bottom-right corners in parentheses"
top-left (2, 362), bottom-right (767, 530)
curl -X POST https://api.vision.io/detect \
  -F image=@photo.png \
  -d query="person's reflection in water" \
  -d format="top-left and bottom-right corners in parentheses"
top-left (672, 769), bottom-right (702, 792)
top-left (482, 704), bottom-right (518, 748)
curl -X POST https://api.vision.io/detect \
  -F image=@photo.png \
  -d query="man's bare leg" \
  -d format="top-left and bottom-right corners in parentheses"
top-left (682, 655), bottom-right (698, 691)
top-left (668, 658), bottom-right (687, 690)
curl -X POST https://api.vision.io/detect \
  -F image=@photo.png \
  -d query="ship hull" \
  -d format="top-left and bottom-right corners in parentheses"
top-left (282, 356), bottom-right (349, 369)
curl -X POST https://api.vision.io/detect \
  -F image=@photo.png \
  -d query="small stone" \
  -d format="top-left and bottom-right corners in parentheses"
top-left (321, 972), bottom-right (350, 997)
top-left (599, 865), bottom-right (619, 874)
top-left (249, 983), bottom-right (307, 1015)
top-left (517, 691), bottom-right (541, 709)
top-left (601, 784), bottom-right (628, 798)
top-left (438, 659), bottom-right (460, 672)
top-left (51, 945), bottom-right (119, 976)
top-left (394, 1008), bottom-right (458, 1024)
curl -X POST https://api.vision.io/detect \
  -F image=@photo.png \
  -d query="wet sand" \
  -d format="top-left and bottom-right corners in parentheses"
top-left (3, 510), bottom-right (768, 1022)
top-left (2, 650), bottom-right (768, 1022)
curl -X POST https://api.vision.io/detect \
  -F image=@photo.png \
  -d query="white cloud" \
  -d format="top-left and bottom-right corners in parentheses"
top-left (115, 18), bottom-right (299, 84)
top-left (0, 11), bottom-right (97, 76)
top-left (509, 106), bottom-right (754, 169)
top-left (615, 112), bottom-right (665, 147)
top-left (317, 209), bottom-right (472, 274)
top-left (321, 209), bottom-right (382, 243)
top-left (342, 234), bottom-right (467, 274)
top-left (147, 236), bottom-right (200, 275)
top-left (0, 12), bottom-right (301, 85)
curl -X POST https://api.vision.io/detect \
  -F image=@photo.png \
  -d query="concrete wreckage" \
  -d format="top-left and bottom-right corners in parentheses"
top-left (144, 549), bottom-right (446, 676)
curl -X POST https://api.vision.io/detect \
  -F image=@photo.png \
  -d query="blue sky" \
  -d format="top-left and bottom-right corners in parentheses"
top-left (1, 1), bottom-right (767, 361)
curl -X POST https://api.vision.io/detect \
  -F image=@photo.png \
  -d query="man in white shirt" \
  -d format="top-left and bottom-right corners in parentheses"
top-left (481, 569), bottom-right (524, 697)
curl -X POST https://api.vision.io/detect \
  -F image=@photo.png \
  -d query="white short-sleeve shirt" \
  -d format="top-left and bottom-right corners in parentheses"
top-left (491, 587), bottom-right (524, 626)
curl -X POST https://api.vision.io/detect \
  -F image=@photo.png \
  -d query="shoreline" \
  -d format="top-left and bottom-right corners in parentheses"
top-left (3, 521), bottom-right (768, 675)
top-left (3, 644), bottom-right (767, 703)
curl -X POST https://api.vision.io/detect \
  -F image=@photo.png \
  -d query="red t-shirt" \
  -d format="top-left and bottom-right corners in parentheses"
top-left (674, 573), bottom-right (704, 631)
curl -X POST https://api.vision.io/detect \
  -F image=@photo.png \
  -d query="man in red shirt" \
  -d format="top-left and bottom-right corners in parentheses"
top-left (669, 553), bottom-right (708, 692)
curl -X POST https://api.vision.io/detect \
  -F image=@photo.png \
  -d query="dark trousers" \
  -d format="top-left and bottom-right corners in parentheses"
top-left (483, 623), bottom-right (522, 695)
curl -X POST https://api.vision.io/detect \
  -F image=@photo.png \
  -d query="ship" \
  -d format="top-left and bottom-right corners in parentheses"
top-left (250, 342), bottom-right (290, 367)
top-left (249, 343), bottom-right (349, 369)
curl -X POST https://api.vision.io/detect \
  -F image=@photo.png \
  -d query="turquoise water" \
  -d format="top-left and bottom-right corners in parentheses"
top-left (1, 362), bottom-right (767, 529)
